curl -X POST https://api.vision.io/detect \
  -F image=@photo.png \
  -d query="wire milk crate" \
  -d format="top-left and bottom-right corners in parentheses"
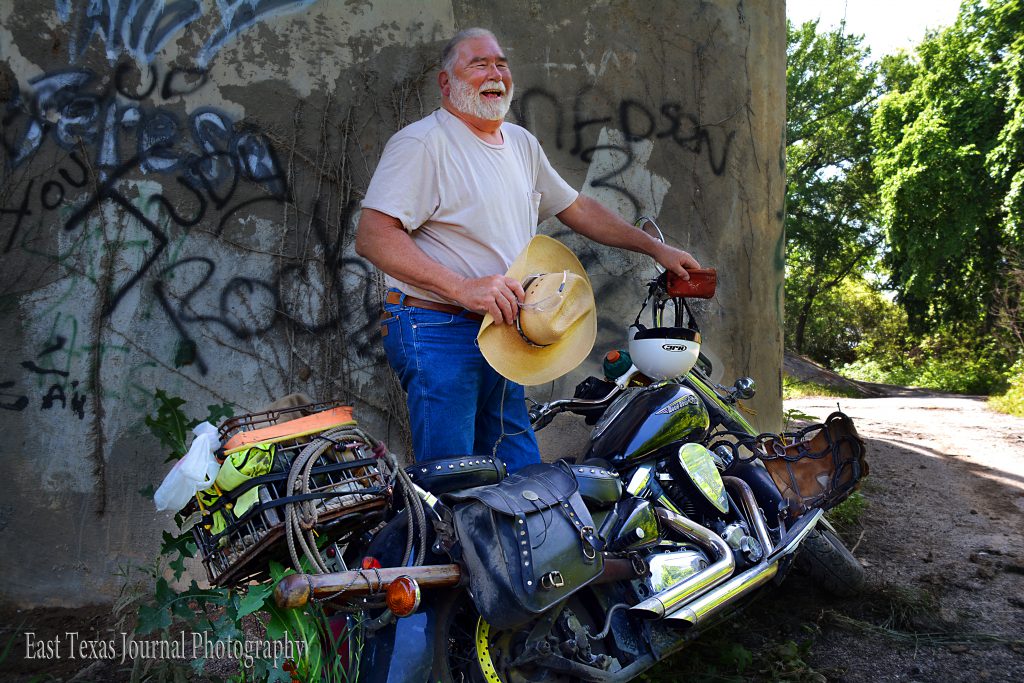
top-left (188, 401), bottom-right (391, 587)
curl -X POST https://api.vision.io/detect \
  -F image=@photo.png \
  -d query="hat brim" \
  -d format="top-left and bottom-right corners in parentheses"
top-left (478, 235), bottom-right (596, 385)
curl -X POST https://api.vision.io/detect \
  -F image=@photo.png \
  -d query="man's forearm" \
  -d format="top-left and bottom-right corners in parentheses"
top-left (354, 208), bottom-right (526, 323)
top-left (556, 195), bottom-right (701, 275)
top-left (557, 195), bottom-right (667, 254)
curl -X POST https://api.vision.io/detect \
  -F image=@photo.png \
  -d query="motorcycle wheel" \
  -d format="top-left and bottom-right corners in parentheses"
top-left (794, 528), bottom-right (865, 597)
top-left (431, 591), bottom-right (583, 683)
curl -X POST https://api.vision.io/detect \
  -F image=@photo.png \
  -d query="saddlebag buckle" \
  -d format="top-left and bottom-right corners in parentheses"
top-left (540, 571), bottom-right (565, 590)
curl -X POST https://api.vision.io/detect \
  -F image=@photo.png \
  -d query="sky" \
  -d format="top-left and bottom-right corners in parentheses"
top-left (786, 0), bottom-right (964, 57)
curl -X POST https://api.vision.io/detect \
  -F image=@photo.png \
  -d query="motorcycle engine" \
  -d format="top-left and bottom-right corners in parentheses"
top-left (638, 546), bottom-right (712, 599)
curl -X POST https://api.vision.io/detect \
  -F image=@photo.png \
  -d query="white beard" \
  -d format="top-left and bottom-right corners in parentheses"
top-left (448, 75), bottom-right (513, 121)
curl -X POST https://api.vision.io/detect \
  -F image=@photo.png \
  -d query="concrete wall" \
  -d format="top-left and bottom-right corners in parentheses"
top-left (0, 0), bottom-right (784, 606)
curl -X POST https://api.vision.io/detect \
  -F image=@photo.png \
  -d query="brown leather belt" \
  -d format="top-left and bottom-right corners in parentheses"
top-left (385, 291), bottom-right (484, 322)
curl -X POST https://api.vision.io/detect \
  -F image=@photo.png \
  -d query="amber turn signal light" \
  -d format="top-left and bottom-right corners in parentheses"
top-left (385, 576), bottom-right (421, 617)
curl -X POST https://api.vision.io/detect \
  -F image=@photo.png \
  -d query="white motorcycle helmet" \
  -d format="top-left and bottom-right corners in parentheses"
top-left (627, 282), bottom-right (703, 381)
top-left (628, 323), bottom-right (701, 381)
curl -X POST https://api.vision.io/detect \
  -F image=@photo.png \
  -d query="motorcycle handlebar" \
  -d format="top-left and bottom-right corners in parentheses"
top-left (529, 384), bottom-right (624, 430)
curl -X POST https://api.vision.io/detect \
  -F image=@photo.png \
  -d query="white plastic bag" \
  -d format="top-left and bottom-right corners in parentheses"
top-left (154, 422), bottom-right (222, 512)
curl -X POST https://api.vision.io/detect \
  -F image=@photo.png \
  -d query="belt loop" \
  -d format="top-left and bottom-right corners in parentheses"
top-left (386, 288), bottom-right (408, 306)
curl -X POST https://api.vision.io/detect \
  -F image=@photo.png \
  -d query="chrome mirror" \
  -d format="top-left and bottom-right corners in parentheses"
top-left (732, 377), bottom-right (756, 400)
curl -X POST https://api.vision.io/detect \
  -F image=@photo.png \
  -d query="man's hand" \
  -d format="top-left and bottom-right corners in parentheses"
top-left (457, 275), bottom-right (525, 324)
top-left (652, 242), bottom-right (702, 280)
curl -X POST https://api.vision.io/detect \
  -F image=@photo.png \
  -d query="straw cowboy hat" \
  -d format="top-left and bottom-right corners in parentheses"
top-left (478, 235), bottom-right (597, 385)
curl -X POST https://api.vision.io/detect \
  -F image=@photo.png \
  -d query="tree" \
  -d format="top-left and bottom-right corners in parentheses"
top-left (785, 20), bottom-right (881, 361)
top-left (872, 0), bottom-right (1024, 338)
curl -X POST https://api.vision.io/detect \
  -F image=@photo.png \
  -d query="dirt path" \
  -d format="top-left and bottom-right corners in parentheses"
top-left (775, 395), bottom-right (1024, 682)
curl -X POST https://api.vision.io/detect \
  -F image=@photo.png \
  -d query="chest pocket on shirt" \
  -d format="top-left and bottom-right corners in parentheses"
top-left (529, 191), bottom-right (542, 225)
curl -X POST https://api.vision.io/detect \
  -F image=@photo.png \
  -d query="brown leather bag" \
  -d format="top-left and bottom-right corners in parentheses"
top-left (757, 412), bottom-right (868, 519)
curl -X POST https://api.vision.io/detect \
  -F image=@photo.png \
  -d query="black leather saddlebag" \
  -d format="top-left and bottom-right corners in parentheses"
top-left (447, 461), bottom-right (603, 630)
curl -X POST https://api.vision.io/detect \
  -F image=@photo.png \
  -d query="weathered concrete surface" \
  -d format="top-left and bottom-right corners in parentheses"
top-left (0, 0), bottom-right (783, 606)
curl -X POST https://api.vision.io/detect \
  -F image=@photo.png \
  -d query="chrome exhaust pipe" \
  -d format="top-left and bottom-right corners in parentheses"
top-left (666, 509), bottom-right (824, 627)
top-left (667, 561), bottom-right (779, 626)
top-left (629, 509), bottom-right (735, 619)
top-left (723, 476), bottom-right (774, 555)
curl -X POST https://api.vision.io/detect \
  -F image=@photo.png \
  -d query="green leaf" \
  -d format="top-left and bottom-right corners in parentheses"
top-left (238, 582), bottom-right (275, 620)
top-left (724, 643), bottom-right (753, 673)
top-left (189, 656), bottom-right (207, 676)
top-left (212, 613), bottom-right (244, 643)
top-left (182, 580), bottom-right (230, 607)
top-left (206, 402), bottom-right (235, 425)
top-left (136, 602), bottom-right (171, 635)
top-left (169, 553), bottom-right (188, 581)
top-left (146, 389), bottom-right (200, 461)
top-left (161, 530), bottom-right (197, 559)
top-left (264, 609), bottom-right (289, 641)
top-left (268, 561), bottom-right (295, 582)
top-left (138, 484), bottom-right (156, 500)
top-left (252, 657), bottom-right (292, 683)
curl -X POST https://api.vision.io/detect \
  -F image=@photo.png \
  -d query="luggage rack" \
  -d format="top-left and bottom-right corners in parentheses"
top-left (189, 401), bottom-right (391, 587)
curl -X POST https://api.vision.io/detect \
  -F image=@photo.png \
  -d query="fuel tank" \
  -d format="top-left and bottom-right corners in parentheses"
top-left (587, 384), bottom-right (710, 466)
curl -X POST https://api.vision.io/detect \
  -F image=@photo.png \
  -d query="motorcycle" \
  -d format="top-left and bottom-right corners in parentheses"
top-left (262, 248), bottom-right (867, 683)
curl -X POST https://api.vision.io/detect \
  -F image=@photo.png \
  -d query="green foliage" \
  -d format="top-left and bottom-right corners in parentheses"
top-left (786, 3), bottom-right (1024, 392)
top-left (132, 391), bottom-right (368, 682)
top-left (872, 0), bottom-right (1024, 335)
top-left (0, 620), bottom-right (23, 668)
top-left (782, 407), bottom-right (819, 432)
top-left (145, 389), bottom-right (234, 462)
top-left (785, 278), bottom-right (901, 368)
top-left (146, 390), bottom-right (194, 461)
top-left (785, 19), bottom-right (883, 357)
top-left (825, 491), bottom-right (868, 532)
top-left (990, 360), bottom-right (1024, 415)
top-left (641, 624), bottom-right (827, 683)
top-left (782, 377), bottom-right (861, 400)
top-left (843, 329), bottom-right (1012, 394)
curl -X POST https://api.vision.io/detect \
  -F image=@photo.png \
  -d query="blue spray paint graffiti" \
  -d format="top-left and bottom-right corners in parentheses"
top-left (55, 0), bottom-right (319, 67)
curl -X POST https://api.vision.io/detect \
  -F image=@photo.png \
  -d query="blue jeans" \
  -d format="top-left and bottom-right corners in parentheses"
top-left (381, 291), bottom-right (541, 473)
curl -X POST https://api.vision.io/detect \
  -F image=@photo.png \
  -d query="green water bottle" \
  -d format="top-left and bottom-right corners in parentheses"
top-left (603, 349), bottom-right (632, 380)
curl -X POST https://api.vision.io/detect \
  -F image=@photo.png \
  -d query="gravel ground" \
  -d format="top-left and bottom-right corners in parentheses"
top-left (778, 395), bottom-right (1024, 682)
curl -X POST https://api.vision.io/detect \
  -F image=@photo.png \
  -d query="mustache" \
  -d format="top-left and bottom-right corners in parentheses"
top-left (478, 79), bottom-right (507, 94)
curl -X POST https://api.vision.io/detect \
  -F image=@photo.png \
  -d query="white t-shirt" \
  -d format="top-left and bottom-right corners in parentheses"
top-left (362, 107), bottom-right (579, 304)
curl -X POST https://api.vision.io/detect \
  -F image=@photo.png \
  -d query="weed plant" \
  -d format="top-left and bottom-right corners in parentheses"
top-left (825, 492), bottom-right (867, 535)
top-left (990, 361), bottom-right (1024, 416)
top-left (126, 391), bottom-right (363, 683)
top-left (782, 376), bottom-right (862, 400)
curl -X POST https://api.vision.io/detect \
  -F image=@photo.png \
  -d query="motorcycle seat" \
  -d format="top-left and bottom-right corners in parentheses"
top-left (404, 455), bottom-right (507, 497)
top-left (571, 464), bottom-right (623, 509)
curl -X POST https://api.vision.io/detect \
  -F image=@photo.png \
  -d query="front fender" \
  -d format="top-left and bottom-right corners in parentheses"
top-left (359, 603), bottom-right (437, 683)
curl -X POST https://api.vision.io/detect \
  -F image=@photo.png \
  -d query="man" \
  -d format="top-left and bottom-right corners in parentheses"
top-left (355, 28), bottom-right (700, 472)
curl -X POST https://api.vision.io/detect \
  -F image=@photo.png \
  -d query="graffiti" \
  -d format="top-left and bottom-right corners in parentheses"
top-left (1, 59), bottom-right (289, 326)
top-left (1, 336), bottom-right (89, 419)
top-left (2, 65), bottom-right (283, 190)
top-left (150, 201), bottom-right (383, 376)
top-left (199, 0), bottom-right (320, 67)
top-left (56, 0), bottom-right (319, 67)
top-left (513, 86), bottom-right (734, 219)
